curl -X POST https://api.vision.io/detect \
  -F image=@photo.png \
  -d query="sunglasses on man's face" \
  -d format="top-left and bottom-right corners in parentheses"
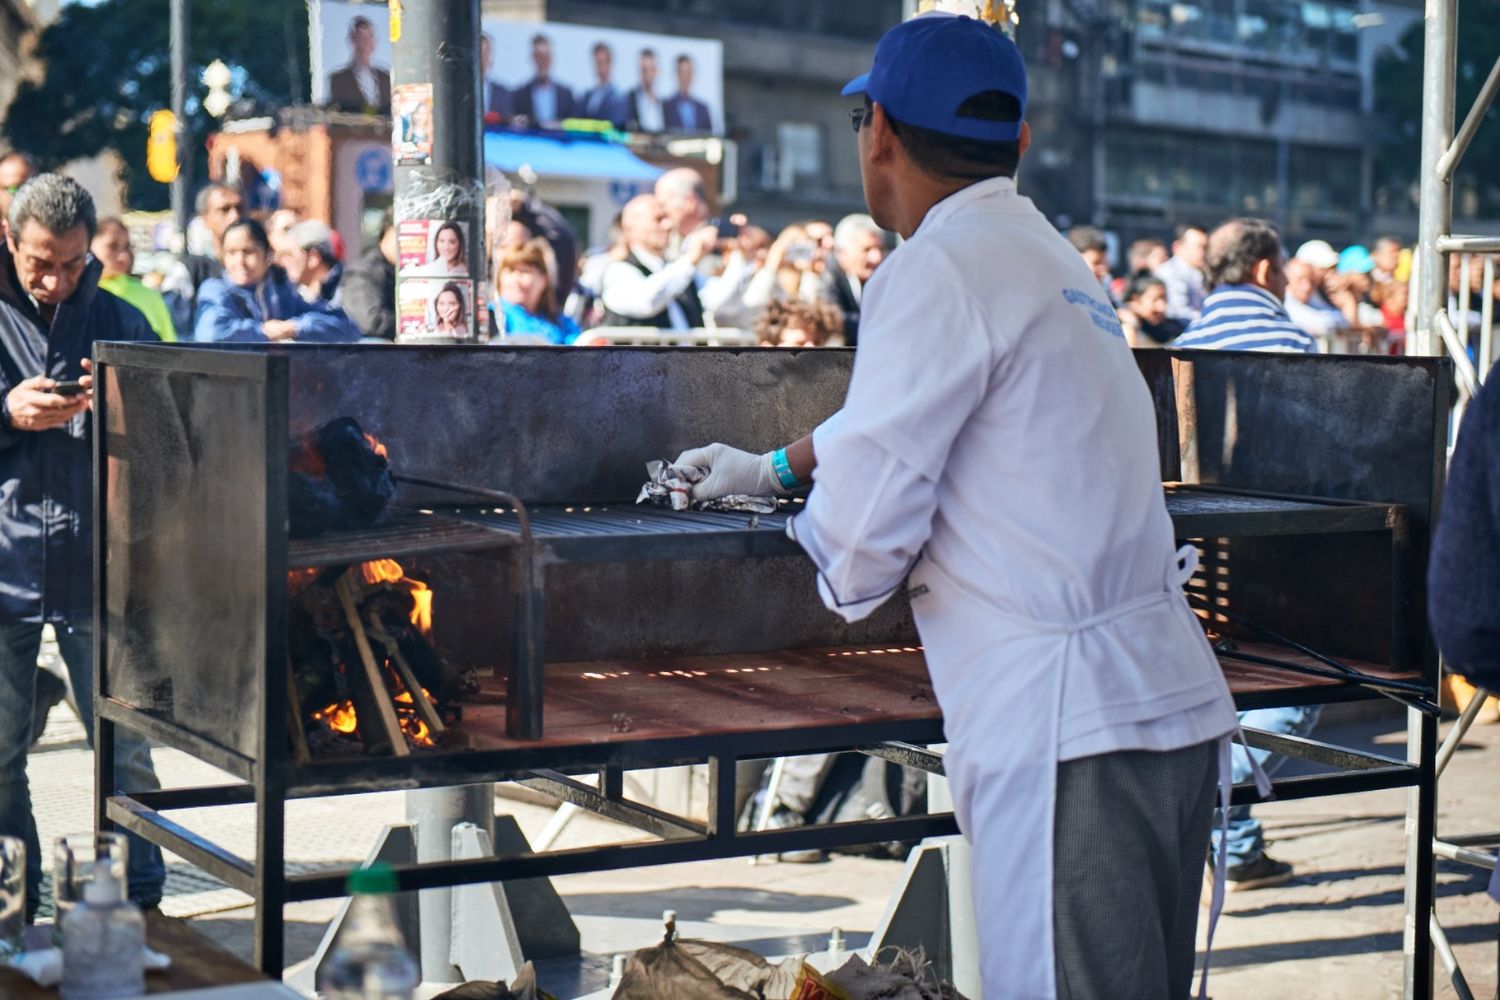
top-left (849, 106), bottom-right (872, 133)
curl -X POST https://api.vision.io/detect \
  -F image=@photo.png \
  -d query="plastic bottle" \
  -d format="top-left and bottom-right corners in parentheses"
top-left (317, 863), bottom-right (420, 1000)
top-left (59, 862), bottom-right (144, 1000)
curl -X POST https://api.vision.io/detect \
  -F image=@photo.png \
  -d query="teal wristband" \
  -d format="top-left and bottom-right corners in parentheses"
top-left (772, 447), bottom-right (800, 491)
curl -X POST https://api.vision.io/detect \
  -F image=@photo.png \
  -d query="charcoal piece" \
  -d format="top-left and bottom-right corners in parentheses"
top-left (289, 417), bottom-right (395, 538)
top-left (396, 630), bottom-right (461, 704)
top-left (291, 649), bottom-right (340, 710)
top-left (365, 587), bottom-right (417, 631)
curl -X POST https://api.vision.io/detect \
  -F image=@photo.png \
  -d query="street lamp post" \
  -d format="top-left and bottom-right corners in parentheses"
top-left (392, 0), bottom-right (486, 344)
top-left (169, 0), bottom-right (190, 242)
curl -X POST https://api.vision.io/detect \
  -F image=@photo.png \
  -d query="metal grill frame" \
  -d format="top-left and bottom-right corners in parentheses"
top-left (90, 344), bottom-right (1449, 983)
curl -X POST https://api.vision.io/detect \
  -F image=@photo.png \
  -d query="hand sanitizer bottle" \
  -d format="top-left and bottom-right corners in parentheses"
top-left (60, 862), bottom-right (144, 1000)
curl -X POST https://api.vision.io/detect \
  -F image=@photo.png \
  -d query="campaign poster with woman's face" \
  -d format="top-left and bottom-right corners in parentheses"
top-left (397, 219), bottom-right (470, 276)
top-left (398, 277), bottom-right (475, 339)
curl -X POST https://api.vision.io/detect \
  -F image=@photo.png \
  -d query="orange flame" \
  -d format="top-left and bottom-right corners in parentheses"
top-left (393, 687), bottom-right (434, 744)
top-left (364, 433), bottom-right (389, 461)
top-left (360, 559), bottom-right (432, 636)
top-left (290, 439), bottom-right (327, 477)
top-left (312, 700), bottom-right (358, 734)
top-left (310, 686), bottom-right (436, 747)
top-left (287, 566), bottom-right (321, 598)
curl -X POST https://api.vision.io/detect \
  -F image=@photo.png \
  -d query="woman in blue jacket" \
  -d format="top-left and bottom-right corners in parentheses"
top-left (194, 219), bottom-right (360, 343)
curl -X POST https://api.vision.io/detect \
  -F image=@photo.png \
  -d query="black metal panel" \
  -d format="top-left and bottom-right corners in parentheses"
top-left (1161, 352), bottom-right (1447, 521)
top-left (1146, 352), bottom-right (1449, 675)
top-left (96, 345), bottom-right (282, 760)
top-left (416, 554), bottom-right (916, 669)
top-left (279, 345), bottom-right (853, 504)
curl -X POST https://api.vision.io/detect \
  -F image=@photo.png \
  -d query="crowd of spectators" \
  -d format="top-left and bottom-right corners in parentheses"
top-left (523, 167), bottom-right (890, 348)
top-left (1065, 219), bottom-right (1490, 358)
top-left (9, 144), bottom-right (1493, 361)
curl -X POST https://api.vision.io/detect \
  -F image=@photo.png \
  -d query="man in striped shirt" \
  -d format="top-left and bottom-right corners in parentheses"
top-left (1175, 218), bottom-right (1316, 354)
top-left (1174, 216), bottom-right (1320, 891)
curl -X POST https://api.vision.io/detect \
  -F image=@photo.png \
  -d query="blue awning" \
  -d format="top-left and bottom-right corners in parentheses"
top-left (484, 131), bottom-right (663, 182)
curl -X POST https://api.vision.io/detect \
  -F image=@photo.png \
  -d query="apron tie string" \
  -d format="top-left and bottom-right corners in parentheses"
top-left (1199, 728), bottom-right (1272, 1000)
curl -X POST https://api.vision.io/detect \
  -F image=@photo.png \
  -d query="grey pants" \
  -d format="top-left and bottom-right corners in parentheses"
top-left (1053, 740), bottom-right (1219, 999)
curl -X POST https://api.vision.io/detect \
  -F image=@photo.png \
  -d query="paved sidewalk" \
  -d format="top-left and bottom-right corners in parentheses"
top-left (26, 695), bottom-right (1500, 998)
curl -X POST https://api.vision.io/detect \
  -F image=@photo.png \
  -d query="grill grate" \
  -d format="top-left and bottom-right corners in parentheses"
top-left (446, 502), bottom-right (797, 538)
top-left (1164, 488), bottom-right (1330, 516)
top-left (289, 511), bottom-right (513, 567)
top-left (287, 487), bottom-right (1397, 571)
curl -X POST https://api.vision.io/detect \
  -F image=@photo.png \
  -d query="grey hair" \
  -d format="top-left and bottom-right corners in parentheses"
top-left (7, 173), bottom-right (96, 240)
top-left (834, 213), bottom-right (882, 251)
top-left (289, 220), bottom-right (336, 262)
top-left (194, 181), bottom-right (238, 217)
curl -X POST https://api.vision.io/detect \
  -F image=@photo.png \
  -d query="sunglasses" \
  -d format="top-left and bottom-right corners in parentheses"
top-left (849, 106), bottom-right (872, 133)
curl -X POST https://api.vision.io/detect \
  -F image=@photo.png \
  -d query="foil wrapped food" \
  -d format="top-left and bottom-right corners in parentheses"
top-left (636, 460), bottom-right (779, 514)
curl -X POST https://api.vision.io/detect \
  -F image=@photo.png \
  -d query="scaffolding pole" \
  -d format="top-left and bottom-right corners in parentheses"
top-left (1413, 0), bottom-right (1500, 991)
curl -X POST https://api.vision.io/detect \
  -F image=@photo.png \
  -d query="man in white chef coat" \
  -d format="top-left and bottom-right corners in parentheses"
top-left (673, 15), bottom-right (1240, 997)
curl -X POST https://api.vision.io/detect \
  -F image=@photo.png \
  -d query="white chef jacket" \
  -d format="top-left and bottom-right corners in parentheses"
top-left (787, 175), bottom-right (1239, 997)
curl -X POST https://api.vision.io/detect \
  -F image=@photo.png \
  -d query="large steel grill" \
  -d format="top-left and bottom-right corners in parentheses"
top-left (90, 342), bottom-right (1449, 979)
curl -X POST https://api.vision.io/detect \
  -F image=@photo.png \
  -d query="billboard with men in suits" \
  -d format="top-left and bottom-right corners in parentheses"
top-left (310, 2), bottom-right (725, 136)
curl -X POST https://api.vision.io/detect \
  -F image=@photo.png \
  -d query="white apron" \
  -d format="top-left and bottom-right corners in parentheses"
top-left (910, 547), bottom-right (1249, 999)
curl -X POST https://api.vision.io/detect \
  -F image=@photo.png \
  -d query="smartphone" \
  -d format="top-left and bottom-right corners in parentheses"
top-left (784, 241), bottom-right (816, 265)
top-left (709, 217), bottom-right (740, 240)
top-left (51, 380), bottom-right (85, 397)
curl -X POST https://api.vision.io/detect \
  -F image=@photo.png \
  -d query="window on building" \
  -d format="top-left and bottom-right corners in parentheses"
top-left (591, 0), bottom-right (901, 39)
top-left (772, 122), bottom-right (823, 192)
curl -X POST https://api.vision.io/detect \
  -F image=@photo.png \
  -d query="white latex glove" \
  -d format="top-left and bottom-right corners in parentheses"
top-left (672, 442), bottom-right (784, 500)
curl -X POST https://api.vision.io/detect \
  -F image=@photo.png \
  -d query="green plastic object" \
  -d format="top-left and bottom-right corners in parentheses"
top-left (346, 863), bottom-right (399, 895)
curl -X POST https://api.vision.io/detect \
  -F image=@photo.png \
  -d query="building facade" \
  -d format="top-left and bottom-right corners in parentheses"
top-left (1016, 0), bottom-right (1422, 250)
top-left (488, 0), bottom-right (1447, 250)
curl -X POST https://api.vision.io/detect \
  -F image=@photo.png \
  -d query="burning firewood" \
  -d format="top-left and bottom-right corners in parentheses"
top-left (335, 573), bottom-right (410, 757)
top-left (366, 612), bottom-right (446, 738)
top-left (288, 556), bottom-right (467, 757)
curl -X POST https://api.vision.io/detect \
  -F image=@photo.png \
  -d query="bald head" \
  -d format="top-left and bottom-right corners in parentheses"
top-left (1204, 217), bottom-right (1285, 298)
top-left (654, 167), bottom-right (709, 237)
top-left (1283, 257), bottom-right (1316, 303)
top-left (621, 194), bottom-right (673, 256)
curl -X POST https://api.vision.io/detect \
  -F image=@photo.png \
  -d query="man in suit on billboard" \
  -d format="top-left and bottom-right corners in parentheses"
top-left (327, 16), bottom-right (391, 114)
top-left (580, 42), bottom-right (629, 128)
top-left (628, 48), bottom-right (666, 133)
top-left (511, 34), bottom-right (575, 126)
top-left (664, 53), bottom-right (713, 134)
top-left (480, 33), bottom-right (513, 124)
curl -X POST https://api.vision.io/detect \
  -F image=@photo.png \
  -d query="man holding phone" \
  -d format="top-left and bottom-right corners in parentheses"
top-left (0, 174), bottom-right (163, 921)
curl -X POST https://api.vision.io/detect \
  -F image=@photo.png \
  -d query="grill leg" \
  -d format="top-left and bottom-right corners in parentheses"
top-left (255, 772), bottom-right (286, 977)
top-left (252, 779), bottom-right (283, 971)
top-left (506, 551), bottom-right (546, 740)
top-left (707, 755), bottom-right (737, 838)
top-left (1406, 704), bottom-right (1438, 999)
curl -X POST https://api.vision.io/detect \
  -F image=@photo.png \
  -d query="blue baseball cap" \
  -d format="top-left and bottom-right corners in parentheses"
top-left (841, 14), bottom-right (1027, 143)
top-left (1337, 244), bottom-right (1375, 275)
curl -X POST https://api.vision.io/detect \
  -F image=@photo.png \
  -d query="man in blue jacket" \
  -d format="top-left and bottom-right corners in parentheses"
top-left (0, 174), bottom-right (163, 918)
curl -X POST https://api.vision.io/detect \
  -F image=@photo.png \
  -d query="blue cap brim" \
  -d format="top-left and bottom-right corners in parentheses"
top-left (841, 73), bottom-right (870, 97)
